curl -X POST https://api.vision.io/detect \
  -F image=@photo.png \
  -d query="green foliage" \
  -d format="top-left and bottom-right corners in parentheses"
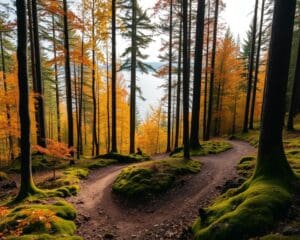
top-left (171, 141), bottom-right (232, 158)
top-left (97, 152), bottom-right (150, 163)
top-left (0, 171), bottom-right (9, 181)
top-left (0, 201), bottom-right (80, 239)
top-left (112, 158), bottom-right (201, 200)
top-left (192, 178), bottom-right (292, 240)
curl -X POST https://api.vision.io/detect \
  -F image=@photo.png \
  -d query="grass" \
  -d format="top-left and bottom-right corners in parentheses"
top-left (170, 140), bottom-right (232, 158)
top-left (112, 158), bottom-right (201, 201)
top-left (192, 132), bottom-right (300, 240)
top-left (0, 200), bottom-right (82, 240)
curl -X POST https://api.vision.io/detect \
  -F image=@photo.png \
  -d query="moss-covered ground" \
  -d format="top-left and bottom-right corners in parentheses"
top-left (170, 140), bottom-right (232, 158)
top-left (192, 131), bottom-right (300, 240)
top-left (0, 158), bottom-right (118, 239)
top-left (112, 158), bottom-right (201, 201)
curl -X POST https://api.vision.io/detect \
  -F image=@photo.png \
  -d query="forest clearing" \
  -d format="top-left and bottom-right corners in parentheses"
top-left (0, 0), bottom-right (300, 239)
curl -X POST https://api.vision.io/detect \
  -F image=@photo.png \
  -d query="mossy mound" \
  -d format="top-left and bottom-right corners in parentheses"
top-left (112, 158), bottom-right (201, 201)
top-left (0, 171), bottom-right (9, 181)
top-left (234, 131), bottom-right (260, 147)
top-left (80, 159), bottom-right (118, 170)
top-left (170, 141), bottom-right (232, 158)
top-left (0, 200), bottom-right (81, 239)
top-left (192, 178), bottom-right (292, 240)
top-left (237, 156), bottom-right (256, 179)
top-left (96, 152), bottom-right (150, 163)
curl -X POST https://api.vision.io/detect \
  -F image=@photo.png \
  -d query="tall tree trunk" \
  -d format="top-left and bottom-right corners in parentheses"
top-left (287, 36), bottom-right (300, 130)
top-left (205, 0), bottom-right (219, 140)
top-left (249, 0), bottom-right (266, 130)
top-left (182, 0), bottom-right (190, 160)
top-left (243, 0), bottom-right (259, 132)
top-left (231, 94), bottom-right (237, 135)
top-left (63, 0), bottom-right (74, 159)
top-left (91, 0), bottom-right (99, 156)
top-left (190, 0), bottom-right (205, 149)
top-left (167, 0), bottom-right (173, 153)
top-left (254, 0), bottom-right (296, 181)
top-left (0, 32), bottom-right (14, 161)
top-left (203, 0), bottom-right (210, 140)
top-left (32, 0), bottom-right (47, 147)
top-left (106, 45), bottom-right (111, 153)
top-left (77, 8), bottom-right (85, 158)
top-left (111, 0), bottom-right (118, 153)
top-left (130, 0), bottom-right (137, 154)
top-left (52, 14), bottom-right (61, 143)
top-left (16, 0), bottom-right (39, 201)
top-left (175, 19), bottom-right (182, 149)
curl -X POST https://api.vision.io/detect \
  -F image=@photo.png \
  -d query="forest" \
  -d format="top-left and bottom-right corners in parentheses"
top-left (0, 0), bottom-right (300, 239)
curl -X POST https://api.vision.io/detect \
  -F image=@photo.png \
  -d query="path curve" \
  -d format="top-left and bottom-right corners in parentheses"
top-left (69, 140), bottom-right (256, 240)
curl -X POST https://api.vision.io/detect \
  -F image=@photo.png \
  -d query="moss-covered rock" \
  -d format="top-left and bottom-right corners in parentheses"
top-left (96, 152), bottom-right (150, 163)
top-left (112, 158), bottom-right (201, 200)
top-left (0, 200), bottom-right (80, 239)
top-left (192, 178), bottom-right (292, 240)
top-left (170, 141), bottom-right (232, 158)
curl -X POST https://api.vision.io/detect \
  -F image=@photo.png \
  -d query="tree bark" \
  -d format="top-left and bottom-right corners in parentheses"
top-left (190, 0), bottom-right (205, 149)
top-left (32, 0), bottom-right (47, 147)
top-left (63, 0), bottom-right (74, 156)
top-left (16, 0), bottom-right (39, 201)
top-left (254, 0), bottom-right (296, 181)
top-left (287, 36), bottom-right (300, 131)
top-left (111, 0), bottom-right (118, 153)
top-left (243, 0), bottom-right (259, 132)
top-left (205, 0), bottom-right (219, 140)
top-left (130, 0), bottom-right (137, 154)
top-left (182, 0), bottom-right (190, 160)
top-left (249, 0), bottom-right (266, 130)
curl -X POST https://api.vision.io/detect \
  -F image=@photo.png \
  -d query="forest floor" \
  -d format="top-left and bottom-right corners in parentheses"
top-left (68, 140), bottom-right (256, 240)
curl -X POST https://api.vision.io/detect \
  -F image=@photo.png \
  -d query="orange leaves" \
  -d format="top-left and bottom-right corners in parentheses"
top-left (33, 139), bottom-right (76, 161)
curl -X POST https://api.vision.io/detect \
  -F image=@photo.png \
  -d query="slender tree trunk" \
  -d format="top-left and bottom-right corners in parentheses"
top-left (63, 0), bottom-right (74, 159)
top-left (130, 0), bottom-right (137, 154)
top-left (0, 32), bottom-right (14, 161)
top-left (32, 0), bottom-right (47, 147)
top-left (243, 0), bottom-right (259, 132)
top-left (287, 36), bottom-right (300, 130)
top-left (77, 9), bottom-right (85, 158)
top-left (16, 0), bottom-right (39, 201)
top-left (91, 0), bottom-right (99, 156)
top-left (106, 45), bottom-right (111, 153)
top-left (254, 0), bottom-right (296, 181)
top-left (249, 0), bottom-right (266, 130)
top-left (190, 0), bottom-right (205, 149)
top-left (52, 14), bottom-right (61, 143)
top-left (175, 19), bottom-right (182, 149)
top-left (205, 0), bottom-right (219, 140)
top-left (166, 0), bottom-right (173, 153)
top-left (231, 94), bottom-right (237, 135)
top-left (203, 0), bottom-right (210, 140)
top-left (183, 0), bottom-right (190, 160)
top-left (111, 0), bottom-right (118, 153)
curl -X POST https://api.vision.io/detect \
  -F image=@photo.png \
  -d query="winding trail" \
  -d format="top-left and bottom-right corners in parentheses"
top-left (68, 140), bottom-right (256, 240)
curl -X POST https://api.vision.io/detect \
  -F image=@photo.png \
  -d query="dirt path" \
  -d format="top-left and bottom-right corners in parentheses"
top-left (69, 140), bottom-right (256, 240)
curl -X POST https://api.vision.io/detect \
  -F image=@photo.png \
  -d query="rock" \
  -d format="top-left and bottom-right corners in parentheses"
top-left (131, 234), bottom-right (137, 238)
top-left (283, 226), bottom-right (300, 235)
top-left (104, 233), bottom-right (114, 239)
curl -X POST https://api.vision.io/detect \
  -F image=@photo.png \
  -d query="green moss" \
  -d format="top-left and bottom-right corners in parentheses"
top-left (192, 178), bottom-right (292, 240)
top-left (0, 200), bottom-right (80, 239)
top-left (112, 158), bottom-right (201, 200)
top-left (81, 159), bottom-right (118, 170)
top-left (237, 156), bottom-right (256, 179)
top-left (0, 171), bottom-right (9, 181)
top-left (97, 152), bottom-right (150, 163)
top-left (234, 131), bottom-right (260, 147)
top-left (259, 234), bottom-right (300, 240)
top-left (171, 141), bottom-right (232, 158)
